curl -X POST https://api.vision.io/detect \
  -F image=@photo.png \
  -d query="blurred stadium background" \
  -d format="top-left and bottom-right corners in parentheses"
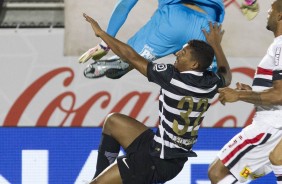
top-left (0, 0), bottom-right (277, 183)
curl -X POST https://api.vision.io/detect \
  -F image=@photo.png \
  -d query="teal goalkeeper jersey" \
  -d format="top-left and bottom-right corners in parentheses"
top-left (127, 0), bottom-right (224, 62)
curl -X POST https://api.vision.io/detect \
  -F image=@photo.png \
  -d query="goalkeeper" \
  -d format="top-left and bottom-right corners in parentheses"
top-left (79, 0), bottom-right (257, 79)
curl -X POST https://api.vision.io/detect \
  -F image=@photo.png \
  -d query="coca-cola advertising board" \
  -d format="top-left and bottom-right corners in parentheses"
top-left (0, 1), bottom-right (276, 183)
top-left (0, 28), bottom-right (259, 127)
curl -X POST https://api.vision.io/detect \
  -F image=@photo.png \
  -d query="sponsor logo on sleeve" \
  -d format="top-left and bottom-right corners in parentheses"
top-left (275, 47), bottom-right (281, 66)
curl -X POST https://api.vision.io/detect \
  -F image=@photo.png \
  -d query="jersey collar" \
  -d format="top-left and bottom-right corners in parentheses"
top-left (274, 35), bottom-right (282, 43)
top-left (180, 70), bottom-right (203, 76)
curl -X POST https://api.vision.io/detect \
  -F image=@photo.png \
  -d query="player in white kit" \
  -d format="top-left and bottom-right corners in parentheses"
top-left (208, 0), bottom-right (282, 183)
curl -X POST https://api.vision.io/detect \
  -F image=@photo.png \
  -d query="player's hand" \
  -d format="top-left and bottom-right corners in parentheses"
top-left (218, 87), bottom-right (239, 105)
top-left (203, 22), bottom-right (225, 48)
top-left (83, 13), bottom-right (104, 37)
top-left (235, 82), bottom-right (252, 90)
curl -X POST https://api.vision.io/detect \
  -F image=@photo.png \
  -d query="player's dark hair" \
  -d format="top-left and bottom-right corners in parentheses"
top-left (276, 0), bottom-right (282, 12)
top-left (188, 40), bottom-right (214, 72)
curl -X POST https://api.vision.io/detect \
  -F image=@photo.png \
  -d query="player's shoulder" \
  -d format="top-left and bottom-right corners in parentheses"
top-left (272, 36), bottom-right (282, 47)
top-left (268, 37), bottom-right (282, 56)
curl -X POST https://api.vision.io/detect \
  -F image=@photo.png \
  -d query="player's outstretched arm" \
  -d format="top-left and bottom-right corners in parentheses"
top-left (218, 75), bottom-right (282, 106)
top-left (78, 0), bottom-right (138, 64)
top-left (106, 0), bottom-right (138, 37)
top-left (203, 22), bottom-right (232, 87)
top-left (236, 80), bottom-right (282, 105)
top-left (83, 13), bottom-right (148, 77)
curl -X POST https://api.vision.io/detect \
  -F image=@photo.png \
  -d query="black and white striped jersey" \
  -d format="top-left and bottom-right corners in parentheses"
top-left (147, 62), bottom-right (225, 159)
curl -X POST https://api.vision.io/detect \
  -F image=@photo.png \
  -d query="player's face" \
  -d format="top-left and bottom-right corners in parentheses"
top-left (266, 1), bottom-right (278, 31)
top-left (174, 46), bottom-right (194, 71)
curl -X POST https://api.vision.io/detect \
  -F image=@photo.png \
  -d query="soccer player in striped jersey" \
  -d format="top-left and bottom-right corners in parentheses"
top-left (209, 0), bottom-right (282, 183)
top-left (83, 13), bottom-right (231, 184)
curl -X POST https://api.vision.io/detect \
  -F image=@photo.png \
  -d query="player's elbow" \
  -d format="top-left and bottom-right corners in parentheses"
top-left (222, 73), bottom-right (232, 87)
top-left (224, 75), bottom-right (231, 87)
top-left (218, 67), bottom-right (232, 87)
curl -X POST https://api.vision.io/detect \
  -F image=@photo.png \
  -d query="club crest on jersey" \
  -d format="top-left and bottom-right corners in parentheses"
top-left (275, 47), bottom-right (281, 66)
top-left (153, 63), bottom-right (167, 72)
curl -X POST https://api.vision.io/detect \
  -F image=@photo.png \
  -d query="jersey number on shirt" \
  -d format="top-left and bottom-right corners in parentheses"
top-left (172, 97), bottom-right (208, 136)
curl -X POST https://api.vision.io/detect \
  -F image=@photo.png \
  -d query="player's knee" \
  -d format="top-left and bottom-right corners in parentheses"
top-left (269, 150), bottom-right (282, 165)
top-left (103, 112), bottom-right (121, 133)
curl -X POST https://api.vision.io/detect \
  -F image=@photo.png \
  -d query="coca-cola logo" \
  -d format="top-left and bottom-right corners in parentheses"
top-left (3, 67), bottom-right (157, 127)
top-left (3, 66), bottom-right (255, 127)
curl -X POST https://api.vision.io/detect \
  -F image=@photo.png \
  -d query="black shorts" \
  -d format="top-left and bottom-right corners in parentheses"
top-left (117, 129), bottom-right (188, 184)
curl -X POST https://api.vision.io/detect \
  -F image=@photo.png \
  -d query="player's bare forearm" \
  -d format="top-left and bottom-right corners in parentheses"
top-left (83, 13), bottom-right (148, 76)
top-left (238, 82), bottom-right (282, 105)
top-left (203, 22), bottom-right (231, 86)
top-left (219, 87), bottom-right (282, 106)
top-left (239, 88), bottom-right (282, 106)
top-left (98, 31), bottom-right (148, 76)
top-left (213, 45), bottom-right (231, 86)
top-left (237, 90), bottom-right (262, 105)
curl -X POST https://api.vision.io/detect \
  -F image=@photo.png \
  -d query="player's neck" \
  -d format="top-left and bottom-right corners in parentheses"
top-left (274, 25), bottom-right (282, 37)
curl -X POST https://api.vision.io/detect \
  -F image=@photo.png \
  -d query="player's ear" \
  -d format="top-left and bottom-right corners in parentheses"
top-left (278, 12), bottom-right (282, 21)
top-left (191, 61), bottom-right (199, 70)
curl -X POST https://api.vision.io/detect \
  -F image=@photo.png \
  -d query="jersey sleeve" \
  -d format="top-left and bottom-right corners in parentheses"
top-left (106, 0), bottom-right (138, 37)
top-left (214, 72), bottom-right (226, 88)
top-left (147, 62), bottom-right (175, 88)
top-left (272, 44), bottom-right (282, 81)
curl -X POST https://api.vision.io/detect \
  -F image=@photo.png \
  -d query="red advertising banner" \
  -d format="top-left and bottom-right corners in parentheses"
top-left (0, 29), bottom-right (259, 127)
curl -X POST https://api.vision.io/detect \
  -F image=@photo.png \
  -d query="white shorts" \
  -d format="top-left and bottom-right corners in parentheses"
top-left (217, 123), bottom-right (282, 183)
